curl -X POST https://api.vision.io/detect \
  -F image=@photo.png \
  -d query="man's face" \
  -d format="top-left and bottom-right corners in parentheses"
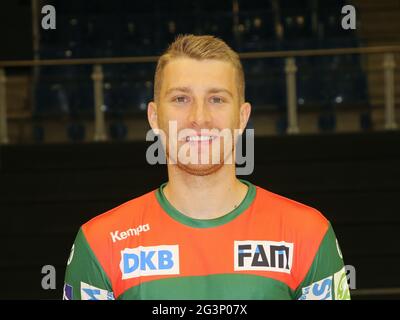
top-left (148, 57), bottom-right (250, 176)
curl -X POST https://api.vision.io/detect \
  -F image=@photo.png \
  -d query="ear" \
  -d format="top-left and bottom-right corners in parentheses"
top-left (239, 102), bottom-right (251, 134)
top-left (147, 101), bottom-right (159, 131)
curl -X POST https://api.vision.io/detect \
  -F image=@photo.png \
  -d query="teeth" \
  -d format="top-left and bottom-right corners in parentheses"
top-left (186, 136), bottom-right (214, 142)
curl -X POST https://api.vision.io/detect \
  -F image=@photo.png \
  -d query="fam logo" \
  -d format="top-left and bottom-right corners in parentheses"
top-left (80, 282), bottom-right (114, 300)
top-left (299, 267), bottom-right (351, 300)
top-left (234, 241), bottom-right (294, 274)
top-left (120, 245), bottom-right (180, 279)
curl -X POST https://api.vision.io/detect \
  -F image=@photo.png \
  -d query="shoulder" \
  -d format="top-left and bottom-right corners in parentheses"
top-left (254, 184), bottom-right (330, 237)
top-left (81, 189), bottom-right (157, 240)
top-left (252, 184), bottom-right (333, 288)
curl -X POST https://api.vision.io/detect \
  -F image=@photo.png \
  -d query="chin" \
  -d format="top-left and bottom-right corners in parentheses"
top-left (176, 162), bottom-right (224, 176)
top-left (166, 145), bottom-right (236, 176)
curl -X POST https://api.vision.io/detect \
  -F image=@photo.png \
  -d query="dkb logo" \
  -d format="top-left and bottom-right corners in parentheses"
top-left (120, 245), bottom-right (180, 279)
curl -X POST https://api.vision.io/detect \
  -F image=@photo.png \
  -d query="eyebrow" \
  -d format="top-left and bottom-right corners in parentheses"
top-left (208, 88), bottom-right (234, 98)
top-left (164, 87), bottom-right (234, 98)
top-left (164, 87), bottom-right (192, 96)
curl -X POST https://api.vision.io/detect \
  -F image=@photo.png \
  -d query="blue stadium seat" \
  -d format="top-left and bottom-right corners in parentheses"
top-left (32, 125), bottom-right (45, 143)
top-left (35, 0), bottom-right (369, 116)
top-left (109, 122), bottom-right (128, 141)
top-left (360, 112), bottom-right (373, 131)
top-left (67, 123), bottom-right (86, 142)
top-left (275, 116), bottom-right (288, 135)
top-left (318, 112), bottom-right (337, 132)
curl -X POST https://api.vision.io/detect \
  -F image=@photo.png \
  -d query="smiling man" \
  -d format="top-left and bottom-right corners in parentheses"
top-left (64, 34), bottom-right (350, 300)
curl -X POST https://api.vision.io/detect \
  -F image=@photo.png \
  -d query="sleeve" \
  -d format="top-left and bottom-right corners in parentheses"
top-left (294, 222), bottom-right (351, 300)
top-left (63, 227), bottom-right (115, 300)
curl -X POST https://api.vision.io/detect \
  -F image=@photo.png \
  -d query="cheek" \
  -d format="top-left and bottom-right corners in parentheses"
top-left (161, 106), bottom-right (186, 121)
top-left (157, 107), bottom-right (174, 126)
top-left (219, 110), bottom-right (240, 129)
top-left (158, 110), bottom-right (187, 137)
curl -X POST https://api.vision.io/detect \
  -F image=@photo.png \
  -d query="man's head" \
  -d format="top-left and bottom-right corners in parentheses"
top-left (153, 34), bottom-right (245, 105)
top-left (148, 34), bottom-right (251, 176)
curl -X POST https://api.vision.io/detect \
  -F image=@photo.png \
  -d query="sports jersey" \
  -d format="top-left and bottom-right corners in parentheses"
top-left (63, 179), bottom-right (350, 300)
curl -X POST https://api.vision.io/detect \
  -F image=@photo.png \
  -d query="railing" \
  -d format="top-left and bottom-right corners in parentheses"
top-left (351, 287), bottom-right (400, 299)
top-left (0, 45), bottom-right (399, 144)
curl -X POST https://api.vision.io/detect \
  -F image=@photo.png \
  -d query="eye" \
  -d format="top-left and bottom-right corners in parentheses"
top-left (210, 96), bottom-right (225, 104)
top-left (173, 95), bottom-right (190, 104)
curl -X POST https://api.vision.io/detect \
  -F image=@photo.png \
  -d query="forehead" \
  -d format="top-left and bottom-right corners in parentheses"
top-left (161, 58), bottom-right (237, 92)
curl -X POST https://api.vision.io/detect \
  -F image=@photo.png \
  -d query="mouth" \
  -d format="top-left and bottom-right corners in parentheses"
top-left (185, 135), bottom-right (218, 142)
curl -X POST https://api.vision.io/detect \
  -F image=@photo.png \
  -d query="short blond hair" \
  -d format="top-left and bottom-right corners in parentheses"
top-left (154, 34), bottom-right (245, 104)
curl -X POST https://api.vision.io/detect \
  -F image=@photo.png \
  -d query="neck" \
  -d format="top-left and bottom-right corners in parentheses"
top-left (163, 164), bottom-right (248, 220)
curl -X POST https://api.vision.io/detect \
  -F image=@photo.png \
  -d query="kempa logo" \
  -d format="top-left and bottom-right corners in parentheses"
top-left (234, 240), bottom-right (294, 273)
top-left (110, 224), bottom-right (150, 243)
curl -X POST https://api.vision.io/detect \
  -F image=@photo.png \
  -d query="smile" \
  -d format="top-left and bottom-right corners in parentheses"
top-left (185, 135), bottom-right (217, 142)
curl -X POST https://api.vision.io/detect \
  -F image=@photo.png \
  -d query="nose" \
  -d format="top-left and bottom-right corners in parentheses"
top-left (188, 100), bottom-right (212, 128)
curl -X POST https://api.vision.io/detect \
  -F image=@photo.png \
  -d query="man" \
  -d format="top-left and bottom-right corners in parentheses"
top-left (64, 34), bottom-right (350, 300)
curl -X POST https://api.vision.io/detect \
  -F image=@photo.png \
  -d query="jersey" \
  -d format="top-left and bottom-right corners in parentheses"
top-left (63, 179), bottom-right (350, 300)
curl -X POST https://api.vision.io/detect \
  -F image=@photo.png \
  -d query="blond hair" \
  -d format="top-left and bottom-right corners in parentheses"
top-left (154, 34), bottom-right (245, 104)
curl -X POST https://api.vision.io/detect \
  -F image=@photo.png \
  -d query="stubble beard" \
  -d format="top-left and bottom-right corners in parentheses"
top-left (166, 136), bottom-right (236, 177)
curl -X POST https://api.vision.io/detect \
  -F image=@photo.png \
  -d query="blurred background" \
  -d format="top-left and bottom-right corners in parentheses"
top-left (0, 0), bottom-right (399, 299)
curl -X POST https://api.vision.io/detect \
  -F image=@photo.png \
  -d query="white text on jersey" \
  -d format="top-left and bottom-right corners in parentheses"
top-left (110, 224), bottom-right (150, 243)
